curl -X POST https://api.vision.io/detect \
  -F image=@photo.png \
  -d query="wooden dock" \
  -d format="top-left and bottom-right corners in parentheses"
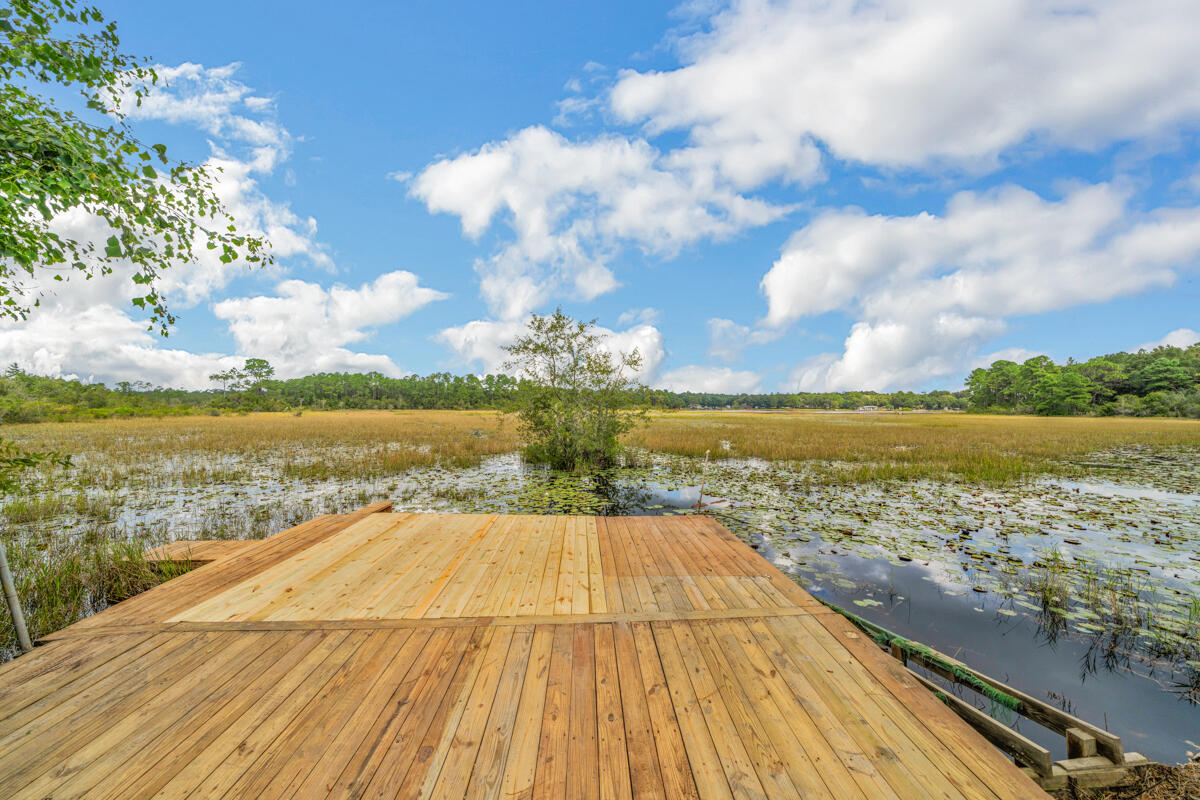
top-left (0, 506), bottom-right (1048, 799)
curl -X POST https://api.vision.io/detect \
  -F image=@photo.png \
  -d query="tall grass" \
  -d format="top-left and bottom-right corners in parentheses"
top-left (4, 410), bottom-right (518, 486)
top-left (631, 411), bottom-right (1200, 484)
top-left (0, 531), bottom-right (189, 652)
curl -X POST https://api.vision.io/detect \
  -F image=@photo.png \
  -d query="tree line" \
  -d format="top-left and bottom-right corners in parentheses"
top-left (0, 361), bottom-right (968, 423)
top-left (966, 344), bottom-right (1200, 416)
top-left (2, 342), bottom-right (1197, 424)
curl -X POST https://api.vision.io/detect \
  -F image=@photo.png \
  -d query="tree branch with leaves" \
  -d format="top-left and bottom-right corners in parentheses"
top-left (0, 0), bottom-right (271, 332)
top-left (0, 0), bottom-right (271, 489)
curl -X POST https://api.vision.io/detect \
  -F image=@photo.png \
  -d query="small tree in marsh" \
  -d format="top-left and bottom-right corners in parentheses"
top-left (504, 310), bottom-right (647, 471)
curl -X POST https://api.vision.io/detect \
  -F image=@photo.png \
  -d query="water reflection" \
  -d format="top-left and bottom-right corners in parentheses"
top-left (740, 529), bottom-right (1200, 763)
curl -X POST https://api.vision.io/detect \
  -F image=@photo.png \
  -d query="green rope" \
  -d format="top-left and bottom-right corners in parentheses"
top-left (817, 597), bottom-right (1022, 722)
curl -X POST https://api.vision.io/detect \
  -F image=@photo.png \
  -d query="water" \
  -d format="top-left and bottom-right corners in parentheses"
top-left (753, 536), bottom-right (1200, 763)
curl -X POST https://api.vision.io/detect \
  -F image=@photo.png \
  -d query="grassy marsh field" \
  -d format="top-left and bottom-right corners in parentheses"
top-left (3, 409), bottom-right (1200, 760)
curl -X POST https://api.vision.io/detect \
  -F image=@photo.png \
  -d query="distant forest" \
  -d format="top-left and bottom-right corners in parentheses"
top-left (967, 343), bottom-right (1200, 417)
top-left (1, 342), bottom-right (1198, 423)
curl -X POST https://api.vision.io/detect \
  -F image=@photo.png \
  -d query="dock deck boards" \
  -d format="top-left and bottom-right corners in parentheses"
top-left (0, 508), bottom-right (1048, 798)
top-left (143, 539), bottom-right (259, 566)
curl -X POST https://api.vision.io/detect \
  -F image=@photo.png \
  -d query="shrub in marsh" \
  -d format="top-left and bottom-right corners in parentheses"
top-left (504, 310), bottom-right (647, 471)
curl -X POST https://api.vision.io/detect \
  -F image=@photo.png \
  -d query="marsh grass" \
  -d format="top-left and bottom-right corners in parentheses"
top-left (633, 411), bottom-right (1200, 484)
top-left (5, 410), bottom-right (517, 488)
top-left (0, 529), bottom-right (188, 651)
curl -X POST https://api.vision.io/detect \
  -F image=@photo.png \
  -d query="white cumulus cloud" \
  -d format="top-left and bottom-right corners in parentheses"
top-left (2, 63), bottom-right (446, 388)
top-left (1134, 328), bottom-right (1200, 352)
top-left (437, 317), bottom-right (665, 382)
top-left (657, 365), bottom-right (762, 394)
top-left (212, 271), bottom-right (448, 377)
top-left (706, 317), bottom-right (782, 362)
top-left (0, 304), bottom-right (241, 389)
top-left (612, 0), bottom-right (1200, 180)
top-left (763, 182), bottom-right (1200, 390)
top-left (410, 125), bottom-right (787, 320)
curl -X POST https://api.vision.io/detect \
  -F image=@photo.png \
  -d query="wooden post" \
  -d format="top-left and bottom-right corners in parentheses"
top-left (1067, 728), bottom-right (1098, 759)
top-left (0, 540), bottom-right (32, 653)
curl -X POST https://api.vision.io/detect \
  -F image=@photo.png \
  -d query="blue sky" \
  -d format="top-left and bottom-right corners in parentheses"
top-left (3, 0), bottom-right (1199, 392)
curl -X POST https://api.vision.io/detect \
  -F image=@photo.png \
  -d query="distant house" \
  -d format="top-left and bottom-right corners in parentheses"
top-left (857, 405), bottom-right (880, 412)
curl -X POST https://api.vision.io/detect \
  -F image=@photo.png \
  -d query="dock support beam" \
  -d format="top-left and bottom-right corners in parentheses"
top-left (0, 540), bottom-right (32, 652)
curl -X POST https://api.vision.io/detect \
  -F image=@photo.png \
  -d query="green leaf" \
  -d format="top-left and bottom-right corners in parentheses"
top-left (104, 235), bottom-right (121, 257)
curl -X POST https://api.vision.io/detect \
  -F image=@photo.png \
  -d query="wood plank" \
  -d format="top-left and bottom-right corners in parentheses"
top-left (189, 513), bottom-right (411, 621)
top-left (114, 630), bottom-right (331, 800)
top-left (0, 633), bottom-right (157, 725)
top-left (324, 626), bottom-right (471, 797)
top-left (594, 623), bottom-right (633, 800)
top-left (778, 614), bottom-right (986, 799)
top-left (615, 516), bottom-right (660, 613)
top-left (148, 629), bottom-right (354, 799)
top-left (573, 517), bottom-right (593, 613)
top-left (662, 620), bottom-right (771, 800)
top-left (331, 515), bottom-right (463, 619)
top-left (207, 630), bottom-right (411, 799)
top-left (554, 516), bottom-right (580, 615)
top-left (358, 626), bottom-right (490, 798)
top-left (10, 631), bottom-right (269, 798)
top-left (691, 620), bottom-right (829, 799)
top-left (536, 516), bottom-right (568, 615)
top-left (515, 516), bottom-right (556, 616)
top-left (567, 622), bottom-right (600, 800)
top-left (283, 628), bottom-right (436, 799)
top-left (644, 620), bottom-right (732, 800)
top-left (532, 623), bottom-right (574, 799)
top-left (404, 515), bottom-right (498, 619)
top-left (432, 515), bottom-right (515, 619)
top-left (596, 518), bottom-right (626, 614)
top-left (586, 517), bottom-right (607, 614)
top-left (499, 624), bottom-right (555, 800)
top-left (0, 632), bottom-right (230, 766)
top-left (737, 618), bottom-right (903, 800)
top-left (390, 625), bottom-right (498, 798)
top-left (783, 615), bottom-right (1016, 800)
top-left (256, 516), bottom-right (433, 621)
top-left (464, 625), bottom-right (535, 799)
top-left (171, 630), bottom-right (365, 798)
top-left (370, 514), bottom-right (487, 619)
top-left (645, 516), bottom-right (712, 611)
top-left (910, 670), bottom-right (1053, 778)
top-left (58, 513), bottom-right (354, 629)
top-left (143, 539), bottom-right (257, 566)
top-left (800, 613), bottom-right (1047, 798)
top-left (424, 625), bottom-right (516, 799)
top-left (87, 631), bottom-right (327, 800)
top-left (478, 515), bottom-right (536, 617)
top-left (611, 621), bottom-right (670, 800)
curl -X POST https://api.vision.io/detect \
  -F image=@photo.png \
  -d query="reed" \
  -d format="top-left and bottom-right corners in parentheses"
top-left (631, 411), bottom-right (1200, 484)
